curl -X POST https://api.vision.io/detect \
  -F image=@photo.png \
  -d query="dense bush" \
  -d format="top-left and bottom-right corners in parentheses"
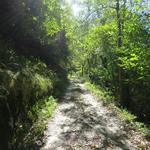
top-left (0, 0), bottom-right (69, 149)
top-left (0, 48), bottom-right (63, 149)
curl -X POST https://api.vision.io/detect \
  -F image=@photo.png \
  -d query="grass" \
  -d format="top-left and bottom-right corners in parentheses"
top-left (35, 74), bottom-right (53, 91)
top-left (85, 81), bottom-right (150, 138)
top-left (85, 81), bottom-right (114, 104)
top-left (13, 96), bottom-right (57, 149)
top-left (28, 96), bottom-right (57, 140)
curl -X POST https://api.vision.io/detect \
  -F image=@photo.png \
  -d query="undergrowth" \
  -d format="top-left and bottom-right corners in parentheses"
top-left (85, 82), bottom-right (114, 104)
top-left (0, 48), bottom-right (67, 149)
top-left (13, 96), bottom-right (57, 149)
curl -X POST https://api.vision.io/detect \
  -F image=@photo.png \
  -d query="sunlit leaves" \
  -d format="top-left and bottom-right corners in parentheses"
top-left (42, 0), bottom-right (63, 37)
top-left (43, 17), bottom-right (61, 36)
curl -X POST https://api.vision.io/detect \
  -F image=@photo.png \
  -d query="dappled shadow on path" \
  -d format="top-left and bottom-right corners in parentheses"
top-left (40, 79), bottom-right (137, 150)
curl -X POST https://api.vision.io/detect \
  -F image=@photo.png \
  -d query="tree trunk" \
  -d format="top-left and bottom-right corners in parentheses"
top-left (116, 0), bottom-right (130, 107)
top-left (116, 0), bottom-right (123, 103)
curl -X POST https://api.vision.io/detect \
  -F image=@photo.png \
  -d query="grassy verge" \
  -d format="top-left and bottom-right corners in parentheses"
top-left (85, 82), bottom-right (115, 104)
top-left (13, 96), bottom-right (57, 149)
top-left (85, 81), bottom-right (150, 138)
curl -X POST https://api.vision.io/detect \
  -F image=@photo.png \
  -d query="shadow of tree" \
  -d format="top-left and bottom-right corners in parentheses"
top-left (58, 82), bottom-right (131, 149)
top-left (40, 80), bottom-right (134, 150)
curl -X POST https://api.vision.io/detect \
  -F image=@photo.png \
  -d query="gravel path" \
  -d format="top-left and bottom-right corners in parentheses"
top-left (40, 79), bottom-right (143, 150)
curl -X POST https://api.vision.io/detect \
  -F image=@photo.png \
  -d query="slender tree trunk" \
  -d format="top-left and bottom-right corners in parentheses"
top-left (116, 0), bottom-right (123, 102)
top-left (116, 0), bottom-right (122, 48)
top-left (122, 0), bottom-right (126, 31)
top-left (116, 0), bottom-right (130, 107)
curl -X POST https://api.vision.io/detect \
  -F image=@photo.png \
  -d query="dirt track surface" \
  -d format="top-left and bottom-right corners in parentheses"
top-left (40, 79), bottom-right (145, 150)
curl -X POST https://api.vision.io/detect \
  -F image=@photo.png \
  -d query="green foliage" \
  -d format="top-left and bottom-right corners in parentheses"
top-left (43, 0), bottom-right (62, 36)
top-left (0, 0), bottom-right (70, 149)
top-left (0, 49), bottom-right (61, 149)
top-left (134, 122), bottom-right (150, 137)
top-left (14, 96), bottom-right (57, 148)
top-left (118, 108), bottom-right (137, 122)
top-left (85, 81), bottom-right (114, 104)
top-left (68, 0), bottom-right (150, 124)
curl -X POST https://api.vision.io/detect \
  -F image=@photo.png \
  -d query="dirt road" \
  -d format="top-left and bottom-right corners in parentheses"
top-left (40, 79), bottom-right (145, 150)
